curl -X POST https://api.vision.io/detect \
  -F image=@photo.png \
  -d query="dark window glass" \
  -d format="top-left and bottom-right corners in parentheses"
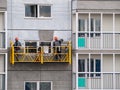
top-left (87, 58), bottom-right (101, 77)
top-left (96, 59), bottom-right (101, 76)
top-left (95, 33), bottom-right (101, 37)
top-left (25, 5), bottom-right (37, 17)
top-left (90, 59), bottom-right (94, 72)
top-left (87, 59), bottom-right (89, 77)
top-left (87, 33), bottom-right (94, 37)
top-left (78, 59), bottom-right (85, 72)
top-left (95, 19), bottom-right (101, 31)
top-left (91, 18), bottom-right (94, 31)
top-left (87, 19), bottom-right (89, 31)
top-left (25, 42), bottom-right (37, 53)
top-left (39, 6), bottom-right (51, 17)
top-left (78, 33), bottom-right (85, 37)
top-left (78, 74), bottom-right (85, 77)
top-left (90, 59), bottom-right (94, 77)
top-left (78, 19), bottom-right (85, 31)
top-left (87, 59), bottom-right (89, 72)
top-left (40, 82), bottom-right (51, 90)
top-left (25, 82), bottom-right (37, 90)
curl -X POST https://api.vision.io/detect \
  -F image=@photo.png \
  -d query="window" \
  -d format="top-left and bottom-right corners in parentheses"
top-left (90, 18), bottom-right (101, 32)
top-left (89, 18), bottom-right (101, 37)
top-left (96, 59), bottom-right (101, 76)
top-left (40, 82), bottom-right (51, 90)
top-left (78, 18), bottom-right (101, 38)
top-left (25, 4), bottom-right (51, 18)
top-left (40, 42), bottom-right (51, 53)
top-left (39, 6), bottom-right (51, 17)
top-left (25, 41), bottom-right (37, 53)
top-left (25, 81), bottom-right (52, 90)
top-left (78, 33), bottom-right (85, 37)
top-left (78, 19), bottom-right (85, 31)
top-left (91, 18), bottom-right (94, 31)
top-left (25, 5), bottom-right (37, 17)
top-left (87, 59), bottom-right (101, 77)
top-left (25, 82), bottom-right (37, 90)
top-left (78, 59), bottom-right (85, 72)
top-left (78, 58), bottom-right (101, 77)
top-left (95, 19), bottom-right (101, 31)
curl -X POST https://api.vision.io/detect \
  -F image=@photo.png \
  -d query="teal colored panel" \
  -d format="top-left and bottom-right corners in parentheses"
top-left (78, 77), bottom-right (86, 87)
top-left (78, 37), bottom-right (85, 47)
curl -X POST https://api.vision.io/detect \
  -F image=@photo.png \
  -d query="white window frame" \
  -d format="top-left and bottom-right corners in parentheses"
top-left (24, 4), bottom-right (52, 19)
top-left (0, 12), bottom-right (7, 49)
top-left (78, 17), bottom-right (101, 38)
top-left (89, 18), bottom-right (101, 37)
top-left (78, 58), bottom-right (101, 78)
top-left (24, 81), bottom-right (52, 90)
top-left (88, 58), bottom-right (101, 77)
top-left (39, 5), bottom-right (51, 18)
top-left (78, 19), bottom-right (88, 32)
top-left (25, 4), bottom-right (38, 18)
top-left (0, 53), bottom-right (7, 90)
top-left (78, 19), bottom-right (85, 32)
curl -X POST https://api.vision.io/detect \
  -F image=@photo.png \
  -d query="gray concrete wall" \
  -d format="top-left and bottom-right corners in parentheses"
top-left (0, 0), bottom-right (7, 10)
top-left (8, 63), bottom-right (72, 90)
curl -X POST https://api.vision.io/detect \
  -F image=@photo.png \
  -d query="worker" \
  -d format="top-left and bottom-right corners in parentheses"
top-left (14, 37), bottom-right (21, 52)
top-left (53, 36), bottom-right (63, 60)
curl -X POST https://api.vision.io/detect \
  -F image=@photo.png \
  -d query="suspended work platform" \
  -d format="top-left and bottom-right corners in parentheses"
top-left (10, 41), bottom-right (71, 65)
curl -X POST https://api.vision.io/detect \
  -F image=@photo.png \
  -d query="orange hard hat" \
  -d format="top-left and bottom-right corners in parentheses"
top-left (15, 37), bottom-right (19, 41)
top-left (54, 36), bottom-right (58, 40)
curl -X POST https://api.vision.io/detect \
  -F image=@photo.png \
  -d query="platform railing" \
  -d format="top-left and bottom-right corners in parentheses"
top-left (10, 41), bottom-right (71, 65)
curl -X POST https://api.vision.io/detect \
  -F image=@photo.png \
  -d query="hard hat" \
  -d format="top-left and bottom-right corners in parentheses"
top-left (54, 36), bottom-right (58, 41)
top-left (15, 37), bottom-right (19, 41)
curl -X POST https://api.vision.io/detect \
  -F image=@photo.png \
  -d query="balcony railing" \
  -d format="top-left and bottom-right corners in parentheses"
top-left (10, 41), bottom-right (71, 65)
top-left (77, 73), bottom-right (120, 89)
top-left (77, 33), bottom-right (120, 49)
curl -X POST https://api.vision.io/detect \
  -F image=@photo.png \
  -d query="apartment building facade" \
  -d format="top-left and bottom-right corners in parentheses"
top-left (0, 0), bottom-right (7, 90)
top-left (72, 0), bottom-right (120, 90)
top-left (7, 0), bottom-right (71, 90)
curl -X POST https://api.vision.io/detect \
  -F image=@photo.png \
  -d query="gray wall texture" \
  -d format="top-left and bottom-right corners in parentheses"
top-left (8, 63), bottom-right (72, 90)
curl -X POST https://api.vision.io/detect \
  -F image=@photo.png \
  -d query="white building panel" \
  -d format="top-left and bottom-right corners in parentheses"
top-left (115, 14), bottom-right (120, 32)
top-left (115, 54), bottom-right (120, 72)
top-left (103, 54), bottom-right (113, 72)
top-left (103, 14), bottom-right (113, 32)
top-left (7, 0), bottom-right (71, 30)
